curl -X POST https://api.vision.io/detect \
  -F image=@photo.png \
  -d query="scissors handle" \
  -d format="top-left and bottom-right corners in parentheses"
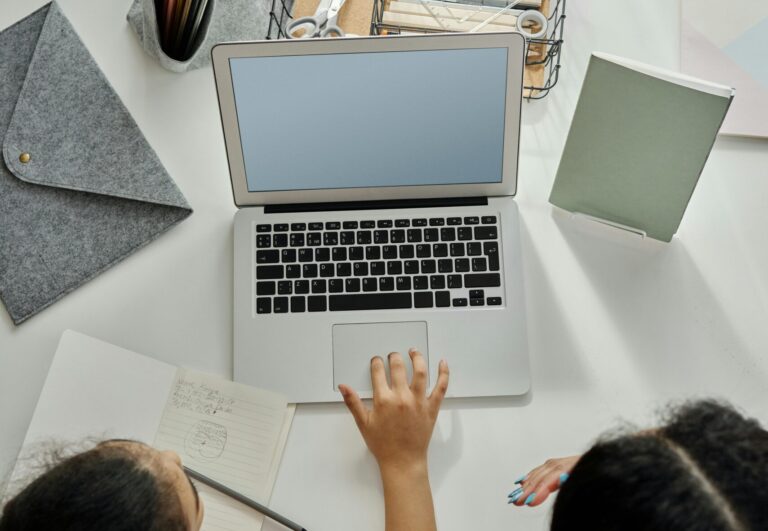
top-left (286, 14), bottom-right (325, 39)
top-left (320, 24), bottom-right (344, 37)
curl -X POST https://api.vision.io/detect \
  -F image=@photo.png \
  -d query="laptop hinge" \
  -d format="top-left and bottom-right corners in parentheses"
top-left (264, 196), bottom-right (488, 214)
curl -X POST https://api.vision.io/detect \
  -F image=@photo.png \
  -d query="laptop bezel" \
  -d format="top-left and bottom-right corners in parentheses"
top-left (211, 32), bottom-right (525, 208)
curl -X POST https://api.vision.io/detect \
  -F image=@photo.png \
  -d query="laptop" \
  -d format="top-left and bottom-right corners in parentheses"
top-left (211, 32), bottom-right (529, 403)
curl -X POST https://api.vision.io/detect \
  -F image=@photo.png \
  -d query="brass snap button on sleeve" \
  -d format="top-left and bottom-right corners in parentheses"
top-left (19, 152), bottom-right (31, 163)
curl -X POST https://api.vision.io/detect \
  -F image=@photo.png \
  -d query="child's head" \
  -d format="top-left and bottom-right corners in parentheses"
top-left (0, 440), bottom-right (204, 531)
top-left (551, 401), bottom-right (768, 530)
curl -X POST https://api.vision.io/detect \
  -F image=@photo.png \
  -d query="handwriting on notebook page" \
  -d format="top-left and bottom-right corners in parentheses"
top-left (154, 368), bottom-right (288, 502)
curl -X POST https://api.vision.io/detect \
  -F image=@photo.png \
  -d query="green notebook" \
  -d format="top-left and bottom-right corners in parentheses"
top-left (549, 53), bottom-right (734, 242)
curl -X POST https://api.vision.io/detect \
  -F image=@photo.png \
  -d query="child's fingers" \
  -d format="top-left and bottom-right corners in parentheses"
top-left (523, 471), bottom-right (562, 507)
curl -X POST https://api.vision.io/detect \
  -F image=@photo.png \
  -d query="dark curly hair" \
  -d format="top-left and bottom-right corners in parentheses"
top-left (0, 441), bottom-right (188, 531)
top-left (551, 400), bottom-right (768, 530)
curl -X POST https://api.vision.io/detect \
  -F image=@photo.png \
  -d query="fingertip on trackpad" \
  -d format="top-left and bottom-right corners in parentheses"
top-left (332, 321), bottom-right (429, 392)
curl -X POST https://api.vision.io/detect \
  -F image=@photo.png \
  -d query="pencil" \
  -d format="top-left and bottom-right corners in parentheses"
top-left (183, 466), bottom-right (308, 531)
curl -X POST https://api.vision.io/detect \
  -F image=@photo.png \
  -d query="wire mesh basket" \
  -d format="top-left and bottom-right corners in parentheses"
top-left (267, 0), bottom-right (565, 99)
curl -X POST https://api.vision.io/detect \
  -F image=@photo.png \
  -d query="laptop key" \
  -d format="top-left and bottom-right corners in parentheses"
top-left (349, 247), bottom-right (364, 260)
top-left (387, 261), bottom-right (403, 275)
top-left (256, 297), bottom-right (272, 314)
top-left (447, 217), bottom-right (462, 226)
top-left (345, 278), bottom-right (361, 292)
top-left (391, 230), bottom-right (406, 243)
top-left (457, 227), bottom-right (473, 241)
top-left (450, 243), bottom-right (465, 257)
top-left (374, 230), bottom-right (389, 244)
top-left (309, 222), bottom-right (323, 230)
top-left (414, 292), bottom-right (434, 308)
top-left (357, 231), bottom-right (372, 244)
top-left (429, 218), bottom-right (445, 227)
top-left (467, 242), bottom-right (482, 256)
top-left (377, 219), bottom-right (393, 228)
top-left (399, 244), bottom-right (415, 259)
top-left (343, 221), bottom-right (358, 229)
top-left (353, 262), bottom-right (369, 277)
top-left (256, 265), bottom-right (283, 279)
top-left (329, 279), bottom-right (344, 293)
top-left (315, 248), bottom-right (330, 262)
top-left (484, 242), bottom-right (500, 271)
top-left (305, 295), bottom-right (325, 311)
top-left (256, 281), bottom-right (275, 296)
top-left (447, 274), bottom-right (462, 289)
top-left (278, 281), bottom-right (292, 295)
top-left (382, 246), bottom-right (397, 259)
top-left (474, 226), bottom-right (498, 240)
top-left (307, 233), bottom-right (322, 246)
top-left (324, 232), bottom-right (339, 246)
top-left (340, 231), bottom-right (355, 245)
top-left (286, 264), bottom-right (301, 279)
top-left (469, 290), bottom-right (484, 299)
top-left (414, 276), bottom-right (429, 290)
top-left (257, 250), bottom-right (279, 264)
top-left (395, 219), bottom-right (410, 227)
top-left (311, 279), bottom-right (327, 294)
top-left (470, 298), bottom-right (485, 307)
top-left (472, 258), bottom-right (488, 272)
top-left (273, 234), bottom-right (288, 247)
top-left (438, 259), bottom-right (453, 273)
top-left (366, 246), bottom-right (381, 260)
top-left (412, 218), bottom-right (427, 227)
top-left (282, 249), bottom-right (297, 263)
top-left (291, 296), bottom-right (306, 312)
top-left (329, 293), bottom-right (412, 311)
top-left (325, 222), bottom-right (340, 230)
top-left (464, 216), bottom-right (479, 225)
top-left (453, 298), bottom-right (468, 307)
top-left (406, 229), bottom-right (422, 243)
top-left (487, 297), bottom-right (502, 306)
top-left (379, 277), bottom-right (395, 291)
top-left (360, 220), bottom-right (375, 229)
top-left (332, 247), bottom-right (347, 261)
top-left (455, 258), bottom-right (470, 272)
top-left (256, 235), bottom-right (271, 248)
top-left (290, 233), bottom-right (305, 247)
top-left (256, 224), bottom-right (271, 233)
top-left (336, 263), bottom-right (352, 277)
top-left (424, 229), bottom-right (439, 242)
top-left (421, 260), bottom-right (436, 274)
top-left (440, 228), bottom-right (456, 241)
top-left (436, 291), bottom-right (451, 307)
top-left (464, 273), bottom-right (501, 288)
top-left (416, 244), bottom-right (431, 258)
top-left (319, 263), bottom-right (334, 278)
top-left (481, 216), bottom-right (497, 224)
top-left (295, 280), bottom-right (310, 294)
top-left (363, 277), bottom-right (377, 292)
top-left (404, 260), bottom-right (419, 274)
top-left (274, 224), bottom-right (289, 232)
top-left (302, 264), bottom-right (318, 278)
top-left (274, 297), bottom-right (289, 313)
top-left (298, 248), bottom-right (313, 262)
top-left (433, 243), bottom-right (448, 257)
top-left (396, 276), bottom-right (411, 291)
top-left (371, 261), bottom-right (386, 275)
top-left (291, 223), bottom-right (306, 231)
top-left (430, 275), bottom-right (446, 290)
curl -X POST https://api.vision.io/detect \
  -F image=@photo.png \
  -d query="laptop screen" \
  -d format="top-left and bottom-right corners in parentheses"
top-left (229, 47), bottom-right (509, 193)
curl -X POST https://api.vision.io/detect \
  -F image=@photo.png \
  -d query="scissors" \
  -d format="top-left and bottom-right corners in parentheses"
top-left (287, 0), bottom-right (346, 39)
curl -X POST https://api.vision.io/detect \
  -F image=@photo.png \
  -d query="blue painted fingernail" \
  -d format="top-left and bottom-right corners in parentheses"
top-left (559, 472), bottom-right (569, 486)
top-left (524, 493), bottom-right (536, 505)
top-left (507, 487), bottom-right (522, 498)
top-left (514, 474), bottom-right (527, 484)
top-left (508, 491), bottom-right (523, 503)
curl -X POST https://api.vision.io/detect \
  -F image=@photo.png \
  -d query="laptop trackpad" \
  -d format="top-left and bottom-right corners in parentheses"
top-left (332, 322), bottom-right (429, 392)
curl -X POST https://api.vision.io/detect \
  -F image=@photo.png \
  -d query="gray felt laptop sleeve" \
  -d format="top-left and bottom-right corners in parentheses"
top-left (0, 2), bottom-right (193, 325)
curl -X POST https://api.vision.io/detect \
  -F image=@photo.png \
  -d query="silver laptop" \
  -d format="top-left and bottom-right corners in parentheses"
top-left (212, 32), bottom-right (529, 403)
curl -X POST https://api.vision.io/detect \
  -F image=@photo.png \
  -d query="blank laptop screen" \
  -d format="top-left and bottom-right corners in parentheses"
top-left (229, 47), bottom-right (508, 192)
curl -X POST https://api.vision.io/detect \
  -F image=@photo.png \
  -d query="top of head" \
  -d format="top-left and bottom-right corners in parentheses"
top-left (211, 32), bottom-right (525, 208)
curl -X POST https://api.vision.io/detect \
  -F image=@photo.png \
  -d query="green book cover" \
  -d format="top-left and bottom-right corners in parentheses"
top-left (549, 53), bottom-right (734, 241)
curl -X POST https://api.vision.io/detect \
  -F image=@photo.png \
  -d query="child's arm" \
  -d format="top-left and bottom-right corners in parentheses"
top-left (340, 349), bottom-right (449, 531)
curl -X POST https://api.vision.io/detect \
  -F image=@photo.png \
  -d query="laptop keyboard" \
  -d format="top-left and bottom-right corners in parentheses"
top-left (253, 216), bottom-right (503, 314)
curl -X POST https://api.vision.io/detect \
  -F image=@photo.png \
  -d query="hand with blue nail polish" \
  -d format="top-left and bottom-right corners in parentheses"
top-left (509, 455), bottom-right (580, 508)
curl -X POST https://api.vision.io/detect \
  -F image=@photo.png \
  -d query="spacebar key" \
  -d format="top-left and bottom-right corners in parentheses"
top-left (329, 293), bottom-right (412, 311)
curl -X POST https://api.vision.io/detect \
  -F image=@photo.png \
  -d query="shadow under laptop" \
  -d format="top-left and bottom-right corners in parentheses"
top-left (550, 208), bottom-right (767, 399)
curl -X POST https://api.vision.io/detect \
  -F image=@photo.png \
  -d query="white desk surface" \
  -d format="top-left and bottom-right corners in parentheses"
top-left (1, 1), bottom-right (767, 529)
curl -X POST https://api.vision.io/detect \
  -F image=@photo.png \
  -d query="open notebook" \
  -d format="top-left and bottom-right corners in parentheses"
top-left (5, 331), bottom-right (295, 531)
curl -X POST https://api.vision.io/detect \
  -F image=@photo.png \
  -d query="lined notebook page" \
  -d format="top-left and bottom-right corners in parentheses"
top-left (154, 369), bottom-right (294, 531)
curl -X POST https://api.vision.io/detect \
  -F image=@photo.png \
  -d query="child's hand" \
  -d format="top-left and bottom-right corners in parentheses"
top-left (339, 349), bottom-right (449, 472)
top-left (508, 456), bottom-right (580, 507)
